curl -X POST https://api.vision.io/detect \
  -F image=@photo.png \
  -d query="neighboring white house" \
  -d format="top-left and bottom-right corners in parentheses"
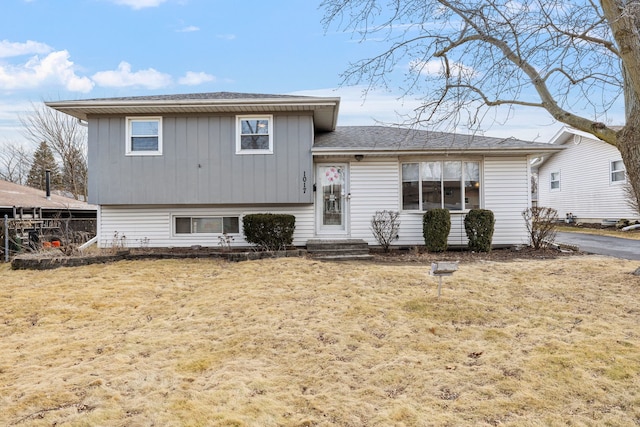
top-left (536, 127), bottom-right (639, 223)
top-left (46, 92), bottom-right (561, 249)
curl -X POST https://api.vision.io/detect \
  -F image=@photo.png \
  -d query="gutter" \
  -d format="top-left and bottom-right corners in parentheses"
top-left (311, 146), bottom-right (565, 157)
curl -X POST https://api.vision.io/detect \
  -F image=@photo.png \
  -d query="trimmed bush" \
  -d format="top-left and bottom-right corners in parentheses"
top-left (242, 214), bottom-right (296, 251)
top-left (464, 209), bottom-right (495, 252)
top-left (423, 209), bottom-right (451, 252)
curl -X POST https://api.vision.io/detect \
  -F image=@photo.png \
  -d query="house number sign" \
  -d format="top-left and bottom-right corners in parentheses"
top-left (303, 171), bottom-right (307, 194)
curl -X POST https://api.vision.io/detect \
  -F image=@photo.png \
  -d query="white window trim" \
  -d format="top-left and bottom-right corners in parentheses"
top-left (126, 116), bottom-right (163, 156)
top-left (172, 214), bottom-right (241, 237)
top-left (399, 160), bottom-right (482, 213)
top-left (610, 159), bottom-right (626, 184)
top-left (550, 171), bottom-right (561, 191)
top-left (236, 115), bottom-right (274, 155)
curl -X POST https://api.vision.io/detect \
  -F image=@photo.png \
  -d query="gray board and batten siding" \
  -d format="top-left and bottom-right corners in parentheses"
top-left (88, 113), bottom-right (314, 205)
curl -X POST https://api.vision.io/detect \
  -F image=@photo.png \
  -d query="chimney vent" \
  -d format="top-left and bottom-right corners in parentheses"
top-left (45, 170), bottom-right (51, 200)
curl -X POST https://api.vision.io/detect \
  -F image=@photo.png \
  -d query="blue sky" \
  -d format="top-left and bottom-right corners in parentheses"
top-left (0, 0), bottom-right (622, 148)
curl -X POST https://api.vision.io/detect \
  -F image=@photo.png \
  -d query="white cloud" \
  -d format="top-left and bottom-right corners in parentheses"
top-left (92, 61), bottom-right (172, 89)
top-left (111, 0), bottom-right (167, 9)
top-left (0, 50), bottom-right (94, 92)
top-left (409, 59), bottom-right (477, 79)
top-left (216, 34), bottom-right (236, 41)
top-left (0, 100), bottom-right (39, 144)
top-left (0, 40), bottom-right (52, 58)
top-left (178, 71), bottom-right (215, 86)
top-left (177, 25), bottom-right (200, 33)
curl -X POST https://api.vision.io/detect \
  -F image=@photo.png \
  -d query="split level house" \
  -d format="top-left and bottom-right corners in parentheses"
top-left (536, 127), bottom-right (639, 224)
top-left (46, 92), bottom-right (561, 249)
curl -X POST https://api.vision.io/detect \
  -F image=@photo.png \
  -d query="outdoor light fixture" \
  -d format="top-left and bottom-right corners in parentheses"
top-left (355, 155), bottom-right (364, 161)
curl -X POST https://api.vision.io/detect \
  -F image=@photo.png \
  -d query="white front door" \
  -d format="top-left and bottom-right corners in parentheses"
top-left (316, 164), bottom-right (349, 235)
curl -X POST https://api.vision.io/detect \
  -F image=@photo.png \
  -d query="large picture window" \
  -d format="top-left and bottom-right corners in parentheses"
top-left (174, 216), bottom-right (239, 234)
top-left (126, 117), bottom-right (162, 155)
top-left (402, 161), bottom-right (480, 211)
top-left (236, 115), bottom-right (273, 154)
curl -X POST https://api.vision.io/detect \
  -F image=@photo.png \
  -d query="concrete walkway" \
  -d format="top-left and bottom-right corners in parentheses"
top-left (556, 231), bottom-right (640, 261)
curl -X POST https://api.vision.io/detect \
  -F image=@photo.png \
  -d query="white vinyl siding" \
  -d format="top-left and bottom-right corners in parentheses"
top-left (97, 205), bottom-right (314, 248)
top-left (538, 134), bottom-right (639, 221)
top-left (348, 157), bottom-right (530, 247)
top-left (348, 159), bottom-right (399, 244)
top-left (483, 157), bottom-right (531, 246)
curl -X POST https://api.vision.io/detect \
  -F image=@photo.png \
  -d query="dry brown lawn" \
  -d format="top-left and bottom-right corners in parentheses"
top-left (1, 255), bottom-right (639, 426)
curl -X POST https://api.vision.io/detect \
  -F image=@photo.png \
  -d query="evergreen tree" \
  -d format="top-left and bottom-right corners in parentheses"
top-left (26, 141), bottom-right (61, 192)
top-left (21, 104), bottom-right (88, 200)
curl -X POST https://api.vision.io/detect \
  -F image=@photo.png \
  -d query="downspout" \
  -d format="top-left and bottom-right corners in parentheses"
top-left (45, 170), bottom-right (51, 200)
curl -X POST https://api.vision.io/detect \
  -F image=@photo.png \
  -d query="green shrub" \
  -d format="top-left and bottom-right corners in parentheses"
top-left (242, 213), bottom-right (296, 251)
top-left (423, 209), bottom-right (451, 252)
top-left (464, 209), bottom-right (495, 252)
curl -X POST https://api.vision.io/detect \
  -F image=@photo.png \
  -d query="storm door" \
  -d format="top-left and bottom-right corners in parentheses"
top-left (316, 164), bottom-right (349, 235)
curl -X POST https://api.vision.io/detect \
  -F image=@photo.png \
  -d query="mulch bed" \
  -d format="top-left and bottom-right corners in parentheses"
top-left (371, 245), bottom-right (585, 264)
top-left (10, 244), bottom-right (585, 271)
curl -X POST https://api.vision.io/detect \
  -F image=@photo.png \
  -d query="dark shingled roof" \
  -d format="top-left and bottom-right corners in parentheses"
top-left (46, 92), bottom-right (341, 131)
top-left (314, 126), bottom-right (558, 153)
top-left (76, 92), bottom-right (321, 102)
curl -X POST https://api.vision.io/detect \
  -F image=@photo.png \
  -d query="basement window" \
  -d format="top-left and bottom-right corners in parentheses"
top-left (174, 216), bottom-right (240, 234)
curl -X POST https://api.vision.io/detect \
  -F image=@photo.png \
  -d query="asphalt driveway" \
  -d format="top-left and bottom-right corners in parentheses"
top-left (556, 231), bottom-right (640, 260)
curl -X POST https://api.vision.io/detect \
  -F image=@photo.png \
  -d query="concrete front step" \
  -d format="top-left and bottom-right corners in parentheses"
top-left (306, 239), bottom-right (371, 260)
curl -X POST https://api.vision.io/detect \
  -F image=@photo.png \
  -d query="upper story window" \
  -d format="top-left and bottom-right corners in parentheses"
top-left (236, 115), bottom-right (273, 154)
top-left (550, 171), bottom-right (560, 191)
top-left (126, 117), bottom-right (162, 156)
top-left (611, 160), bottom-right (626, 183)
top-left (401, 160), bottom-right (481, 211)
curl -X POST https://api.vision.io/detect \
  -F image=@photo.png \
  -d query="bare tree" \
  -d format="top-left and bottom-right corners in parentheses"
top-left (370, 210), bottom-right (400, 252)
top-left (20, 103), bottom-right (87, 200)
top-left (322, 1), bottom-right (640, 206)
top-left (522, 207), bottom-right (559, 249)
top-left (0, 143), bottom-right (31, 185)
